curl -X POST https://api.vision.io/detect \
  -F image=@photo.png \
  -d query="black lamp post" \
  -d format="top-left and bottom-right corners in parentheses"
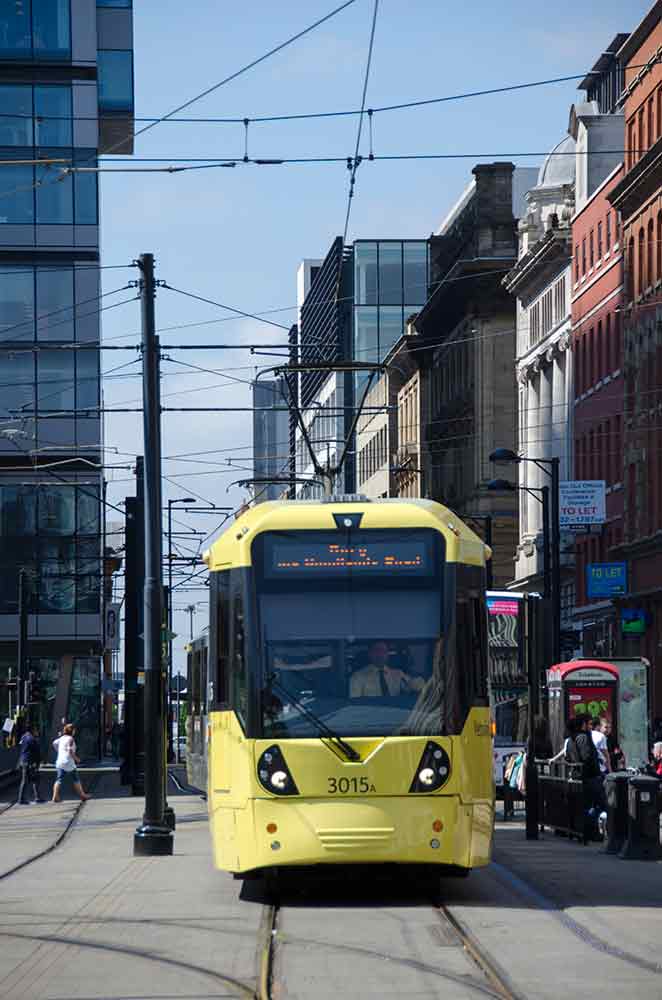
top-left (487, 477), bottom-right (550, 842)
top-left (489, 449), bottom-right (561, 664)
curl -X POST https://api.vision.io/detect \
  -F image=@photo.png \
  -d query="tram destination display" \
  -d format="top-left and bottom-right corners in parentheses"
top-left (264, 532), bottom-right (434, 578)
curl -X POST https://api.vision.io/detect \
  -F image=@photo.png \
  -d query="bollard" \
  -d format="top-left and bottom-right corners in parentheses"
top-left (619, 775), bottom-right (662, 861)
top-left (604, 772), bottom-right (629, 855)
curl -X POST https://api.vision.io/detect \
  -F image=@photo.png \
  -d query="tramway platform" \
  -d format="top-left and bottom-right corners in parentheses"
top-left (0, 776), bottom-right (659, 999)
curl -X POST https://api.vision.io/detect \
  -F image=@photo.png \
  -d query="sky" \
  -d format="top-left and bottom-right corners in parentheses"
top-left (99, 0), bottom-right (652, 674)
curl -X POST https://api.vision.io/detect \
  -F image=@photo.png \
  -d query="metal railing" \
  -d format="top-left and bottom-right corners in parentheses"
top-left (537, 759), bottom-right (587, 841)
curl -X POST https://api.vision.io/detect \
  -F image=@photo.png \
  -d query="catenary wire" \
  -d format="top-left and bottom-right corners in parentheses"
top-left (342, 0), bottom-right (380, 245)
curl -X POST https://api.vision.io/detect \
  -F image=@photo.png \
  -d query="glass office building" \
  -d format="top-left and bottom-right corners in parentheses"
top-left (353, 240), bottom-right (429, 369)
top-left (294, 238), bottom-right (429, 496)
top-left (0, 1), bottom-right (134, 756)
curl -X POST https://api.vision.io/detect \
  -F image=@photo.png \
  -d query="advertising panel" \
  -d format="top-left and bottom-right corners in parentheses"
top-left (586, 562), bottom-right (627, 599)
top-left (559, 480), bottom-right (606, 526)
top-left (567, 685), bottom-right (615, 724)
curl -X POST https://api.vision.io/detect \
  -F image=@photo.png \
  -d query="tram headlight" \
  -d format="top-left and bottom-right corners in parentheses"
top-left (409, 741), bottom-right (451, 794)
top-left (257, 745), bottom-right (299, 796)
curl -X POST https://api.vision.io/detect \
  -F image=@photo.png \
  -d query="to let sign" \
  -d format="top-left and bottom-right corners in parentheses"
top-left (587, 562), bottom-right (627, 599)
top-left (559, 480), bottom-right (606, 526)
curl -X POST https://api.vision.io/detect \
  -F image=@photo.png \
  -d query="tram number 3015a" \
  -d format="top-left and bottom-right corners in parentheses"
top-left (327, 777), bottom-right (377, 794)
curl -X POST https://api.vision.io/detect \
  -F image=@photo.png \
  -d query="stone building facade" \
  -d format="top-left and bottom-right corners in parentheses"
top-left (413, 163), bottom-right (534, 588)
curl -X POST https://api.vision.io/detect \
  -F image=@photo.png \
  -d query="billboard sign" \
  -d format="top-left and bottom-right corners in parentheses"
top-left (586, 562), bottom-right (627, 599)
top-left (104, 603), bottom-right (120, 650)
top-left (559, 480), bottom-right (606, 527)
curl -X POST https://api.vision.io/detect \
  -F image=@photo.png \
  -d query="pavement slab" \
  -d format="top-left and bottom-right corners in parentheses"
top-left (0, 775), bottom-right (263, 1000)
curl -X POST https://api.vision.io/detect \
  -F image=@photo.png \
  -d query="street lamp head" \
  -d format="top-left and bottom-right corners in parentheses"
top-left (180, 497), bottom-right (196, 504)
top-left (487, 478), bottom-right (516, 492)
top-left (489, 448), bottom-right (520, 465)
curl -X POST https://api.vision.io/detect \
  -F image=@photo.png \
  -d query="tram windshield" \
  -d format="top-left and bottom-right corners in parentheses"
top-left (255, 529), bottom-right (449, 738)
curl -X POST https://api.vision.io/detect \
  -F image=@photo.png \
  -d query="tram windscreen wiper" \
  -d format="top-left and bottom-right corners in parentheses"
top-left (267, 674), bottom-right (360, 762)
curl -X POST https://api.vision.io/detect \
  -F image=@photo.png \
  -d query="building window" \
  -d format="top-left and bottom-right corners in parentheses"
top-left (35, 85), bottom-right (72, 146)
top-left (589, 230), bottom-right (595, 269)
top-left (574, 246), bottom-right (579, 282)
top-left (0, 0), bottom-right (70, 61)
top-left (97, 50), bottom-right (134, 111)
top-left (647, 98), bottom-right (654, 151)
top-left (0, 157), bottom-right (34, 223)
top-left (605, 313), bottom-right (616, 374)
top-left (0, 264), bottom-right (99, 343)
top-left (353, 240), bottom-right (428, 375)
top-left (0, 152), bottom-right (97, 226)
top-left (647, 219), bottom-right (654, 290)
top-left (553, 274), bottom-right (566, 323)
top-left (582, 237), bottom-right (586, 275)
top-left (530, 301), bottom-right (540, 346)
top-left (605, 212), bottom-right (611, 252)
top-left (627, 117), bottom-right (637, 170)
top-left (638, 227), bottom-right (645, 294)
top-left (597, 221), bottom-right (603, 260)
top-left (36, 155), bottom-right (73, 223)
top-left (657, 212), bottom-right (662, 283)
top-left (0, 484), bottom-right (100, 615)
top-left (638, 108), bottom-right (645, 159)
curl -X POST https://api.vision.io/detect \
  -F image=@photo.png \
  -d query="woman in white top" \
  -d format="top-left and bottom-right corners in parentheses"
top-left (52, 724), bottom-right (90, 802)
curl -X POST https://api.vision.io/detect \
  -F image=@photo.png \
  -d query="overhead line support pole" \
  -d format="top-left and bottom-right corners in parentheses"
top-left (134, 253), bottom-right (173, 856)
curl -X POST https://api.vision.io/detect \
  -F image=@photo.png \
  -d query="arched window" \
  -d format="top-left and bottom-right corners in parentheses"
top-left (657, 211), bottom-right (662, 283)
top-left (647, 219), bottom-right (654, 290)
top-left (638, 228), bottom-right (645, 295)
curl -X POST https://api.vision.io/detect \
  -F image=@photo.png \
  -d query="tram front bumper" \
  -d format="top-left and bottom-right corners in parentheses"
top-left (231, 795), bottom-right (492, 872)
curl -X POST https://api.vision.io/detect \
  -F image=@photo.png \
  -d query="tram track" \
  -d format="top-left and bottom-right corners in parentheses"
top-left (0, 772), bottom-right (99, 882)
top-left (255, 888), bottom-right (521, 1000)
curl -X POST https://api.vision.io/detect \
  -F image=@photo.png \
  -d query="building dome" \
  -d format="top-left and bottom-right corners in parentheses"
top-left (536, 134), bottom-right (576, 189)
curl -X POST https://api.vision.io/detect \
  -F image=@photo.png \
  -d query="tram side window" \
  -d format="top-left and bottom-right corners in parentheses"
top-left (472, 592), bottom-right (488, 700)
top-left (456, 590), bottom-right (489, 708)
top-left (229, 573), bottom-right (248, 726)
top-left (214, 570), bottom-right (231, 705)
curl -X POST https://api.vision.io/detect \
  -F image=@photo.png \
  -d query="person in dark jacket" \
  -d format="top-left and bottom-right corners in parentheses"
top-left (569, 713), bottom-right (604, 838)
top-left (17, 725), bottom-right (43, 804)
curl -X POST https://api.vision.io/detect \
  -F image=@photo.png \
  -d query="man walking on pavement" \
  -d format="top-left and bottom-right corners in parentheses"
top-left (17, 724), bottom-right (43, 804)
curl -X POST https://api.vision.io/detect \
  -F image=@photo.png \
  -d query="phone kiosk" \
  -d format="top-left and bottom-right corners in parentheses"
top-left (547, 658), bottom-right (650, 768)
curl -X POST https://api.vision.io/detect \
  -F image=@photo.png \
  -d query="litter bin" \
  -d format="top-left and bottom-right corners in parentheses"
top-left (604, 771), bottom-right (629, 855)
top-left (619, 774), bottom-right (662, 861)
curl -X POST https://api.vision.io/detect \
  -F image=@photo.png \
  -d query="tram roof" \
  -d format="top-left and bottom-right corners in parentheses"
top-left (203, 497), bottom-right (489, 572)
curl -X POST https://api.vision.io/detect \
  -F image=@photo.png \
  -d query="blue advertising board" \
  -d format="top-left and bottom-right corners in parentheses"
top-left (586, 562), bottom-right (627, 599)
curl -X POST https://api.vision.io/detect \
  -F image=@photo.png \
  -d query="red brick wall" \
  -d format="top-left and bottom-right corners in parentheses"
top-left (572, 167), bottom-right (625, 605)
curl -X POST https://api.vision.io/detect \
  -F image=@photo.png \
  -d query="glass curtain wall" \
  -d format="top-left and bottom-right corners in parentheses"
top-left (353, 241), bottom-right (428, 381)
top-left (0, 0), bottom-right (71, 61)
top-left (0, 84), bottom-right (97, 227)
top-left (0, 484), bottom-right (101, 614)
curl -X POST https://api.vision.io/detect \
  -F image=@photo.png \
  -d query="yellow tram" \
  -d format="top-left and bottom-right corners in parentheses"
top-left (200, 496), bottom-right (494, 877)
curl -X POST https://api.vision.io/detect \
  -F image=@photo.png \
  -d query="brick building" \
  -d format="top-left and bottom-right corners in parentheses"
top-left (569, 51), bottom-right (626, 655)
top-left (572, 163), bottom-right (625, 652)
top-left (608, 1), bottom-right (662, 714)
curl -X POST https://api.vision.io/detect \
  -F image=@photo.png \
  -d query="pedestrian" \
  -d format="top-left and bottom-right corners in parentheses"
top-left (52, 724), bottom-right (90, 802)
top-left (568, 713), bottom-right (604, 840)
top-left (651, 742), bottom-right (662, 778)
top-left (17, 724), bottom-right (43, 804)
top-left (591, 716), bottom-right (612, 776)
top-left (601, 718), bottom-right (625, 771)
top-left (549, 717), bottom-right (579, 764)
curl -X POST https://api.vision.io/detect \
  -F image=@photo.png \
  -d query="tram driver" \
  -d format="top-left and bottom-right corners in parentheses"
top-left (350, 640), bottom-right (424, 698)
